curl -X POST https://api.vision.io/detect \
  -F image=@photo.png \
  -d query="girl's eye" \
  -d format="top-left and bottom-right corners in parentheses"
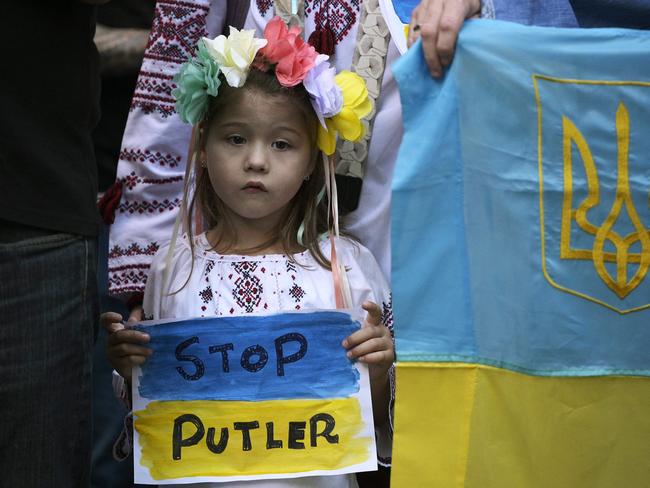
top-left (272, 140), bottom-right (291, 150)
top-left (227, 135), bottom-right (246, 145)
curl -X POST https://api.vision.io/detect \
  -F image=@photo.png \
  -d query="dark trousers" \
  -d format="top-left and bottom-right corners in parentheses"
top-left (0, 222), bottom-right (98, 487)
top-left (91, 223), bottom-right (135, 487)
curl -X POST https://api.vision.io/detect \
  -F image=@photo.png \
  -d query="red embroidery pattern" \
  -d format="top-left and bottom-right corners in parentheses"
top-left (204, 261), bottom-right (215, 279)
top-left (121, 171), bottom-right (184, 190)
top-left (131, 0), bottom-right (209, 116)
top-left (131, 71), bottom-right (177, 117)
top-left (108, 242), bottom-right (160, 260)
top-left (306, 0), bottom-right (360, 43)
top-left (146, 1), bottom-right (208, 64)
top-left (118, 198), bottom-right (182, 214)
top-left (120, 148), bottom-right (182, 168)
top-left (289, 283), bottom-right (306, 303)
top-left (232, 262), bottom-right (263, 313)
top-left (108, 266), bottom-right (151, 294)
top-left (285, 260), bottom-right (305, 309)
top-left (199, 285), bottom-right (213, 304)
top-left (256, 0), bottom-right (273, 15)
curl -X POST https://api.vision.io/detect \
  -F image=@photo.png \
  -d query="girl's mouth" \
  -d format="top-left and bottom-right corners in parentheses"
top-left (242, 181), bottom-right (267, 193)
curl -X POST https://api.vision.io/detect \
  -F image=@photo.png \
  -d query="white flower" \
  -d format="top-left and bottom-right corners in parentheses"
top-left (202, 27), bottom-right (267, 88)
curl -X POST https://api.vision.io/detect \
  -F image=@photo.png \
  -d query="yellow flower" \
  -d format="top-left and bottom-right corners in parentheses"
top-left (317, 71), bottom-right (372, 155)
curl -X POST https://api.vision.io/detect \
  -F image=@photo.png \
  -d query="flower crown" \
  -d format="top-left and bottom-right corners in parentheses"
top-left (172, 17), bottom-right (372, 155)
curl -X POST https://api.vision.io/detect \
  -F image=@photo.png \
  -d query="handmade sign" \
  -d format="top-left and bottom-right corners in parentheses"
top-left (131, 311), bottom-right (376, 484)
top-left (379, 0), bottom-right (418, 53)
top-left (390, 20), bottom-right (650, 487)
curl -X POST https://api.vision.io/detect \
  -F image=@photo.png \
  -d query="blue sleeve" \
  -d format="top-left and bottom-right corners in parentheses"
top-left (569, 0), bottom-right (650, 29)
top-left (484, 0), bottom-right (578, 27)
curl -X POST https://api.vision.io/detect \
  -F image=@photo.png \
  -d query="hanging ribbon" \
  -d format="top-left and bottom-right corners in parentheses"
top-left (324, 153), bottom-right (352, 309)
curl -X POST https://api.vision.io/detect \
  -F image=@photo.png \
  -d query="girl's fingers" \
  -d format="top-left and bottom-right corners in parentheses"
top-left (343, 323), bottom-right (384, 349)
top-left (101, 311), bottom-right (124, 333)
top-left (106, 328), bottom-right (150, 347)
top-left (128, 305), bottom-right (144, 323)
top-left (108, 343), bottom-right (152, 358)
top-left (127, 355), bottom-right (150, 366)
top-left (361, 301), bottom-right (382, 326)
top-left (357, 349), bottom-right (394, 365)
top-left (346, 337), bottom-right (392, 360)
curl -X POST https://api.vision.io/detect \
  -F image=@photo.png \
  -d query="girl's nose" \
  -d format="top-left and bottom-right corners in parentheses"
top-left (244, 143), bottom-right (269, 172)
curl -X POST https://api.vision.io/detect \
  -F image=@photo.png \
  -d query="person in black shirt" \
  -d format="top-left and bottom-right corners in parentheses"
top-left (0, 2), bottom-right (106, 486)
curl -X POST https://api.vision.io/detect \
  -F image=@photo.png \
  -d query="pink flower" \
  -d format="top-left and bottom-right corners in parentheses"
top-left (259, 16), bottom-right (318, 87)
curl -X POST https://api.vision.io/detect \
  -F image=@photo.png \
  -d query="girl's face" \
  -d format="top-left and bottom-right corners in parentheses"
top-left (202, 89), bottom-right (315, 238)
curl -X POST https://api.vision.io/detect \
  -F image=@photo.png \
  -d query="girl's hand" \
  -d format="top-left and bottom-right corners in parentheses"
top-left (101, 309), bottom-right (152, 383)
top-left (342, 301), bottom-right (395, 381)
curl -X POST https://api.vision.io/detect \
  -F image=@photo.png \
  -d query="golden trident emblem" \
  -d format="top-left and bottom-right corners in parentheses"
top-left (560, 102), bottom-right (650, 298)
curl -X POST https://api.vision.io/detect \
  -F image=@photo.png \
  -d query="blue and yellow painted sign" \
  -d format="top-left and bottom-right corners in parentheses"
top-left (132, 311), bottom-right (376, 484)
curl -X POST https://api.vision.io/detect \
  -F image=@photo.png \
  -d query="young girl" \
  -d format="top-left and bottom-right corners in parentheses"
top-left (103, 17), bottom-right (394, 487)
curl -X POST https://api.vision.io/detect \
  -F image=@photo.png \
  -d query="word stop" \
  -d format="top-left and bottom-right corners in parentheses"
top-left (175, 332), bottom-right (308, 380)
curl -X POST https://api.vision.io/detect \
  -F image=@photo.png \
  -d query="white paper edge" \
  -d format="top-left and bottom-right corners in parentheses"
top-left (379, 0), bottom-right (409, 54)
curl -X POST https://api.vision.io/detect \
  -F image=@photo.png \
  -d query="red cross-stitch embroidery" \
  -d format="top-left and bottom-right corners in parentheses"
top-left (120, 148), bottom-right (182, 168)
top-left (108, 242), bottom-right (160, 260)
top-left (289, 283), bottom-right (306, 303)
top-left (131, 0), bottom-right (209, 117)
top-left (121, 171), bottom-right (183, 190)
top-left (145, 1), bottom-right (208, 64)
top-left (232, 262), bottom-right (263, 313)
top-left (118, 198), bottom-right (181, 215)
top-left (108, 265), bottom-right (151, 294)
top-left (199, 285), bottom-right (213, 304)
top-left (306, 0), bottom-right (360, 43)
top-left (256, 0), bottom-right (273, 15)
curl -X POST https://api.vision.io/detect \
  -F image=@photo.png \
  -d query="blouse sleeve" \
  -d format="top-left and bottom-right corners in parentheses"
top-left (107, 0), bottom-right (223, 300)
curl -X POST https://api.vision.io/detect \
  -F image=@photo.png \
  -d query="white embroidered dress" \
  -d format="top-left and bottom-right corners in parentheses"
top-left (139, 234), bottom-right (393, 487)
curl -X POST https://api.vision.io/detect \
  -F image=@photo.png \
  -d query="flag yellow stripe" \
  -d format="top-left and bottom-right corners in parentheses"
top-left (392, 363), bottom-right (650, 487)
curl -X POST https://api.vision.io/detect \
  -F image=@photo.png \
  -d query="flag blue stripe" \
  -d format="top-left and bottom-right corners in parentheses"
top-left (392, 20), bottom-right (650, 376)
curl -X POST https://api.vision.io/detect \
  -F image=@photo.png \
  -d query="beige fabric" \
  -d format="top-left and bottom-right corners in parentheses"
top-left (274, 0), bottom-right (305, 30)
top-left (337, 0), bottom-right (391, 178)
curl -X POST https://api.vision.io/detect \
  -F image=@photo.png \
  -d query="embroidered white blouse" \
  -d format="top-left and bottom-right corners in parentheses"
top-left (144, 234), bottom-right (392, 322)
top-left (132, 234), bottom-right (394, 487)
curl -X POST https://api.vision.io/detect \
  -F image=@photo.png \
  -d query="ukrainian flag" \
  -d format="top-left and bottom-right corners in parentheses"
top-left (391, 20), bottom-right (650, 487)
